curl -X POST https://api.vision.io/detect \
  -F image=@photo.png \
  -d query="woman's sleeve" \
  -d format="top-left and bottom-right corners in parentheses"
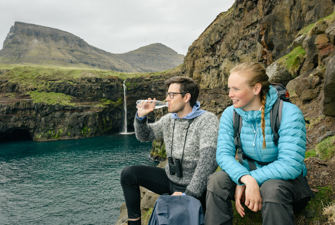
top-left (216, 107), bottom-right (250, 184)
top-left (250, 103), bottom-right (306, 185)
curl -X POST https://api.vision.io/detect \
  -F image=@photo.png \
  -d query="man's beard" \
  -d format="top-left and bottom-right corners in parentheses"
top-left (168, 103), bottom-right (185, 114)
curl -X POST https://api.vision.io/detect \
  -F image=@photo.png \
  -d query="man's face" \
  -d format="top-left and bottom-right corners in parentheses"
top-left (166, 83), bottom-right (186, 114)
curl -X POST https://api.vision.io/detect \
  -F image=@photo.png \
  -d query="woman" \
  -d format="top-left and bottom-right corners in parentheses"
top-left (205, 62), bottom-right (313, 225)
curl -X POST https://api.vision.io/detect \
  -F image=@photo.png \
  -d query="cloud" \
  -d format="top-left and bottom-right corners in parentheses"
top-left (0, 0), bottom-right (234, 55)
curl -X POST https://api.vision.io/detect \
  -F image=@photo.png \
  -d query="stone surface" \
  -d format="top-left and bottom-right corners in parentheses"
top-left (323, 54), bottom-right (335, 116)
top-left (301, 35), bottom-right (318, 74)
top-left (315, 33), bottom-right (330, 45)
top-left (316, 131), bottom-right (335, 143)
top-left (266, 61), bottom-right (294, 86)
top-left (300, 87), bottom-right (321, 101)
top-left (326, 20), bottom-right (335, 45)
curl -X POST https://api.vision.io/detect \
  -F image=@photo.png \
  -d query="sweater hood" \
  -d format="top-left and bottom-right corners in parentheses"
top-left (171, 101), bottom-right (206, 119)
top-left (234, 85), bottom-right (278, 123)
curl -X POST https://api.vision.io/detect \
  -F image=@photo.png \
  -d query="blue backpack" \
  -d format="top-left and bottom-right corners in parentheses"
top-left (148, 195), bottom-right (204, 225)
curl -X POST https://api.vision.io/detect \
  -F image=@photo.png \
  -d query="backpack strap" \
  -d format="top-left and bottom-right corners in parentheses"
top-left (270, 99), bottom-right (283, 145)
top-left (233, 110), bottom-right (243, 165)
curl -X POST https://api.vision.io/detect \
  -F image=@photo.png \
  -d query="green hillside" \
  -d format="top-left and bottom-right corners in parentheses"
top-left (0, 22), bottom-right (184, 73)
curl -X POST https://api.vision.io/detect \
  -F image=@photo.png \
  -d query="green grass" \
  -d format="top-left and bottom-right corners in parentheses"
top-left (278, 46), bottom-right (306, 77)
top-left (0, 63), bottom-right (181, 85)
top-left (315, 136), bottom-right (335, 161)
top-left (29, 91), bottom-right (74, 106)
top-left (303, 185), bottom-right (335, 223)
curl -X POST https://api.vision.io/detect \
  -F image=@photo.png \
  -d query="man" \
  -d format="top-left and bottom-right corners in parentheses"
top-left (120, 76), bottom-right (219, 225)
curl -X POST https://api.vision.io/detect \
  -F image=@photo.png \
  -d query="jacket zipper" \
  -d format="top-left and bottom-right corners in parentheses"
top-left (253, 122), bottom-right (262, 162)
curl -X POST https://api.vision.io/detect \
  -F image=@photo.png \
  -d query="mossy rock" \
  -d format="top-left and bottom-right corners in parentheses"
top-left (278, 46), bottom-right (306, 77)
top-left (315, 136), bottom-right (335, 161)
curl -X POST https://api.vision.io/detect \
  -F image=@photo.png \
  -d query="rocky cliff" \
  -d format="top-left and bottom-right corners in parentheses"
top-left (116, 0), bottom-right (335, 224)
top-left (181, 0), bottom-right (335, 117)
top-left (0, 66), bottom-right (181, 141)
top-left (0, 22), bottom-right (184, 72)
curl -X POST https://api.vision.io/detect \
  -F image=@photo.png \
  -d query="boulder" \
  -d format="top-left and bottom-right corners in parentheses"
top-left (316, 131), bottom-right (335, 143)
top-left (326, 20), bottom-right (335, 45)
top-left (311, 20), bottom-right (330, 35)
top-left (318, 43), bottom-right (335, 64)
top-left (300, 87), bottom-right (321, 101)
top-left (322, 54), bottom-right (335, 116)
top-left (291, 35), bottom-right (306, 50)
top-left (301, 35), bottom-right (318, 74)
top-left (266, 61), bottom-right (293, 86)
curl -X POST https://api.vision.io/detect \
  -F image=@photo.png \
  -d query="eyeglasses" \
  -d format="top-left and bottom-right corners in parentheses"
top-left (166, 92), bottom-right (185, 99)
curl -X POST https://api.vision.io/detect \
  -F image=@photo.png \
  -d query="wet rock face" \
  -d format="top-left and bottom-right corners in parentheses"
top-left (0, 73), bottom-right (179, 141)
top-left (323, 55), bottom-right (335, 116)
top-left (0, 99), bottom-right (123, 141)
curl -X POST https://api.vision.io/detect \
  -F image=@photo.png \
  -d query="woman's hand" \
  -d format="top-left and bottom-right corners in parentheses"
top-left (137, 98), bottom-right (155, 117)
top-left (235, 185), bottom-right (246, 217)
top-left (171, 192), bottom-right (183, 196)
top-left (240, 175), bottom-right (262, 212)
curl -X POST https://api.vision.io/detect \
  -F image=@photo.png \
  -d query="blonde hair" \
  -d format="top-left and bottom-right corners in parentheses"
top-left (230, 62), bottom-right (270, 148)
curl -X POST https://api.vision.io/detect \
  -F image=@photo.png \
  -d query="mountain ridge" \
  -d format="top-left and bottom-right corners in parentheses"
top-left (0, 22), bottom-right (184, 72)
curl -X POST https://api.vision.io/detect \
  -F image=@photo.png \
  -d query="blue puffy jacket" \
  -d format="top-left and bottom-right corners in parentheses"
top-left (217, 86), bottom-right (307, 185)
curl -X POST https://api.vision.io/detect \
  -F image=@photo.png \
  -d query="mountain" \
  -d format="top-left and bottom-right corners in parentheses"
top-left (0, 22), bottom-right (184, 72)
top-left (117, 43), bottom-right (184, 72)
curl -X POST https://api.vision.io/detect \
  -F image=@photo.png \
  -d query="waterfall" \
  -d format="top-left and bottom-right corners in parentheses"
top-left (122, 81), bottom-right (127, 133)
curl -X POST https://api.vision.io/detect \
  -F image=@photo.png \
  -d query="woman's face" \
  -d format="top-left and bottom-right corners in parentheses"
top-left (228, 71), bottom-right (261, 111)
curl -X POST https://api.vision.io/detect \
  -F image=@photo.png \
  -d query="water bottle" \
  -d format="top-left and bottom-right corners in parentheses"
top-left (136, 100), bottom-right (168, 110)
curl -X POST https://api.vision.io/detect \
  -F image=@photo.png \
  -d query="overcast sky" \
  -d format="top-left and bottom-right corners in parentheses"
top-left (0, 0), bottom-right (234, 55)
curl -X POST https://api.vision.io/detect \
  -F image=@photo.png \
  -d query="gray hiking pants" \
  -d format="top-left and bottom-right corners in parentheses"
top-left (205, 170), bottom-right (312, 225)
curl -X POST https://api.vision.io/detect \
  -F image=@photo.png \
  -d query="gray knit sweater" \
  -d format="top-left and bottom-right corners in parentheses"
top-left (134, 112), bottom-right (219, 198)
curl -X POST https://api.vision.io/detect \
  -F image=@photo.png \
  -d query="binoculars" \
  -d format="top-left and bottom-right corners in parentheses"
top-left (168, 157), bottom-right (183, 178)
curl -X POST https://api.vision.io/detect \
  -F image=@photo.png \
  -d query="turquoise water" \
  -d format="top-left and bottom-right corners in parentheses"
top-left (0, 134), bottom-right (158, 224)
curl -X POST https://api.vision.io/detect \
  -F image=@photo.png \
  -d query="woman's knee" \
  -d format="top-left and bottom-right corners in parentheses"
top-left (260, 179), bottom-right (294, 204)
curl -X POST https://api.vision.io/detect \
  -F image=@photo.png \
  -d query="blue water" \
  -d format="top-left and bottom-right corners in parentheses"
top-left (0, 134), bottom-right (158, 224)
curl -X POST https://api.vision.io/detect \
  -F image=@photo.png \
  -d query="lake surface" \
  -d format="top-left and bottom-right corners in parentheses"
top-left (0, 133), bottom-right (158, 225)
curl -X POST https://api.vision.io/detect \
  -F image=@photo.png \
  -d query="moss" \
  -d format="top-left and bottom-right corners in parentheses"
top-left (288, 89), bottom-right (296, 96)
top-left (80, 125), bottom-right (90, 137)
top-left (116, 97), bottom-right (123, 106)
top-left (99, 98), bottom-right (113, 105)
top-left (305, 149), bottom-right (317, 158)
top-left (306, 115), bottom-right (325, 130)
top-left (278, 46), bottom-right (306, 77)
top-left (142, 208), bottom-right (154, 224)
top-left (315, 136), bottom-right (335, 161)
top-left (29, 91), bottom-right (74, 106)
